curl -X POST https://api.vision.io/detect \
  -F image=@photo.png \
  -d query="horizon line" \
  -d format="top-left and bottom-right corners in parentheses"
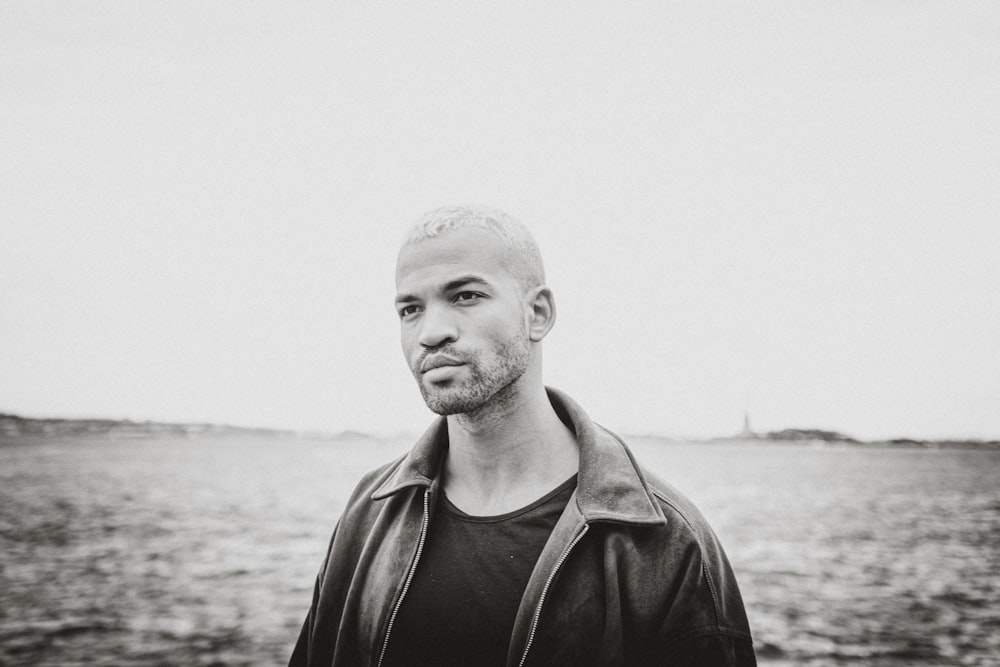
top-left (2, 410), bottom-right (997, 444)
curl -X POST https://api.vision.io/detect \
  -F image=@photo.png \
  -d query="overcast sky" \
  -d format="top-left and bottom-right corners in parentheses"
top-left (2, 1), bottom-right (997, 440)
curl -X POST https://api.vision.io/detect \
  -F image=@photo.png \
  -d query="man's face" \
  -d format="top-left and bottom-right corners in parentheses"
top-left (395, 227), bottom-right (532, 416)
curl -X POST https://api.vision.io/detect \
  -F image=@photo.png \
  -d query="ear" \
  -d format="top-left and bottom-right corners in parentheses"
top-left (525, 285), bottom-right (556, 342)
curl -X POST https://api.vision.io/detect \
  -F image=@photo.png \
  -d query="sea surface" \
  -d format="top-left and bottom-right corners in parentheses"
top-left (1, 435), bottom-right (998, 666)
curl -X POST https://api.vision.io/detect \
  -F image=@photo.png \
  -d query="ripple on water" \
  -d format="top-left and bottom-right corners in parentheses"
top-left (2, 436), bottom-right (998, 666)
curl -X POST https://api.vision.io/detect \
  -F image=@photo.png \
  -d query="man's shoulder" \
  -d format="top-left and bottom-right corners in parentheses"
top-left (596, 427), bottom-right (735, 564)
top-left (639, 463), bottom-right (720, 542)
top-left (593, 425), bottom-right (719, 536)
top-left (603, 432), bottom-right (754, 646)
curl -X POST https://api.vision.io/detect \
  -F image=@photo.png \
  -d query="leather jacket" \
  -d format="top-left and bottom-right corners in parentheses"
top-left (290, 387), bottom-right (756, 666)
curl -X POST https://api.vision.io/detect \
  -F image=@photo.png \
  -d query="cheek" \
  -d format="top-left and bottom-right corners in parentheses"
top-left (400, 328), bottom-right (417, 360)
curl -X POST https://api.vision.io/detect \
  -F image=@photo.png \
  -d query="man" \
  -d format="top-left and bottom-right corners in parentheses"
top-left (290, 205), bottom-right (756, 666)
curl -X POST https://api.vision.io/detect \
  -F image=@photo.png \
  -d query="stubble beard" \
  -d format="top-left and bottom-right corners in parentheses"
top-left (415, 327), bottom-right (531, 418)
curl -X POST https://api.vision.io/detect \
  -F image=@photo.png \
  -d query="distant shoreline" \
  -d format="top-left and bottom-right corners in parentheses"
top-left (2, 413), bottom-right (997, 449)
top-left (634, 435), bottom-right (1000, 450)
top-left (0, 413), bottom-right (370, 442)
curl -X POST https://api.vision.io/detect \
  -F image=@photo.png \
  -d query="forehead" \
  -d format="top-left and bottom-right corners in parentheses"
top-left (395, 227), bottom-right (515, 290)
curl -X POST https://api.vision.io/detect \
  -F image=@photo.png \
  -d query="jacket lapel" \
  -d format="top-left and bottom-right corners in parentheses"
top-left (506, 388), bottom-right (667, 665)
top-left (546, 387), bottom-right (666, 526)
top-left (366, 387), bottom-right (667, 666)
top-left (371, 418), bottom-right (447, 500)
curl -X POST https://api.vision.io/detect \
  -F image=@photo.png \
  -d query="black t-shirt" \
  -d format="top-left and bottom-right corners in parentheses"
top-left (379, 475), bottom-right (577, 667)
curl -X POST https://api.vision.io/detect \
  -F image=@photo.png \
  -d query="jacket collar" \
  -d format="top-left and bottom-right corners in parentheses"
top-left (372, 387), bottom-right (665, 526)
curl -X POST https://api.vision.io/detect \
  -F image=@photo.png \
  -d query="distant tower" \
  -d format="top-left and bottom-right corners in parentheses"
top-left (741, 410), bottom-right (755, 438)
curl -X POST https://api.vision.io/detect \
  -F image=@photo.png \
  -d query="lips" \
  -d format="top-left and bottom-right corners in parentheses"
top-left (420, 354), bottom-right (465, 374)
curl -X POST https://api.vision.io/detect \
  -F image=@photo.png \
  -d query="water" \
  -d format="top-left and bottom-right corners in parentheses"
top-left (629, 440), bottom-right (1000, 667)
top-left (1, 435), bottom-right (998, 666)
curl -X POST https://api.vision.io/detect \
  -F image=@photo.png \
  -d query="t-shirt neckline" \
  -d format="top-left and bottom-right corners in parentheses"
top-left (440, 474), bottom-right (578, 523)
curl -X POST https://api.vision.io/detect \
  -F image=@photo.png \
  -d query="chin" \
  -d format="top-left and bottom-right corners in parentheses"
top-left (420, 389), bottom-right (481, 416)
top-left (419, 374), bottom-right (525, 418)
top-left (418, 378), bottom-right (486, 414)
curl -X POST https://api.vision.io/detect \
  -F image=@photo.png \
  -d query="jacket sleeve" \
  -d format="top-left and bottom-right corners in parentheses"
top-left (640, 493), bottom-right (756, 666)
top-left (286, 459), bottom-right (402, 667)
top-left (288, 573), bottom-right (321, 666)
top-left (288, 518), bottom-right (342, 667)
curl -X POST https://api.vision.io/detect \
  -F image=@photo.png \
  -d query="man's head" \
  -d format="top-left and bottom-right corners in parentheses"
top-left (403, 205), bottom-right (546, 292)
top-left (395, 205), bottom-right (555, 417)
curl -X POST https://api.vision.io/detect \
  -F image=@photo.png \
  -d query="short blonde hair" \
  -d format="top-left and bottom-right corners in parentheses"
top-left (404, 205), bottom-right (546, 290)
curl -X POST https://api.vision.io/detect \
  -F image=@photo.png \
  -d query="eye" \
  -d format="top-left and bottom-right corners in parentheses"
top-left (398, 304), bottom-right (422, 319)
top-left (453, 291), bottom-right (482, 303)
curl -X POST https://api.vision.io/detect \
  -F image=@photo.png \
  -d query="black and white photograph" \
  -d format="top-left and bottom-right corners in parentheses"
top-left (2, 2), bottom-right (998, 666)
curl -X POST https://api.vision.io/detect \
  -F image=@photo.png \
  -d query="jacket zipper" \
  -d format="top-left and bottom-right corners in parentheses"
top-left (518, 523), bottom-right (589, 667)
top-left (376, 488), bottom-right (431, 667)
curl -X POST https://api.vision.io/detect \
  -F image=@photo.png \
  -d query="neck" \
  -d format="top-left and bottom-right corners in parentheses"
top-left (443, 381), bottom-right (579, 515)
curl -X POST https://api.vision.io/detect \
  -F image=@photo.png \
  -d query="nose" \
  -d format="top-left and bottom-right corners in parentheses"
top-left (416, 303), bottom-right (458, 349)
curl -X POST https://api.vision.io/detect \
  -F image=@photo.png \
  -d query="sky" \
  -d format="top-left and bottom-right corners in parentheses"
top-left (2, 1), bottom-right (998, 440)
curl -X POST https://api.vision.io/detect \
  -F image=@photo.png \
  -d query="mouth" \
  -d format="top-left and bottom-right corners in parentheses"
top-left (419, 354), bottom-right (465, 374)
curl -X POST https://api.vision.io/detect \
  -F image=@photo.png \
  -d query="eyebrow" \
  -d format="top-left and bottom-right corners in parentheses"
top-left (394, 274), bottom-right (491, 305)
